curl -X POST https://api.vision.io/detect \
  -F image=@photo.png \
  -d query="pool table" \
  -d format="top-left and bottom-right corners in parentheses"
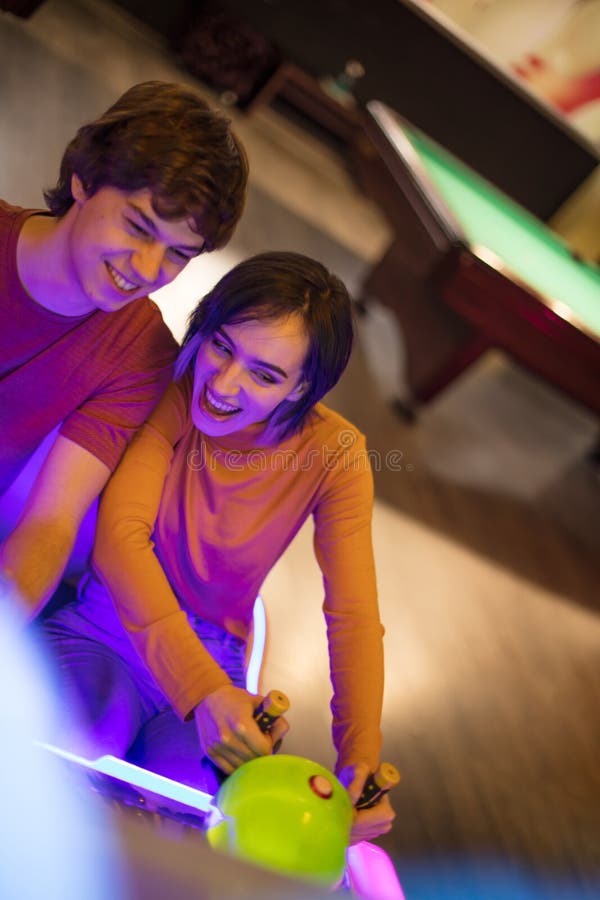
top-left (357, 101), bottom-right (600, 416)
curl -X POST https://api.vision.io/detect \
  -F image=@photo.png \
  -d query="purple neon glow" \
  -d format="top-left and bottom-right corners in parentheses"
top-left (246, 594), bottom-right (266, 694)
top-left (37, 597), bottom-right (407, 900)
top-left (346, 841), bottom-right (405, 900)
top-left (36, 742), bottom-right (217, 814)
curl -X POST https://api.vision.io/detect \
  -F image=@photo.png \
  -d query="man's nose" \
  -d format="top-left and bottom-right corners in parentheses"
top-left (130, 243), bottom-right (164, 284)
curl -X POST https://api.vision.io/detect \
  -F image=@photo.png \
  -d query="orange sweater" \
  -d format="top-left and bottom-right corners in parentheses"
top-left (93, 372), bottom-right (384, 771)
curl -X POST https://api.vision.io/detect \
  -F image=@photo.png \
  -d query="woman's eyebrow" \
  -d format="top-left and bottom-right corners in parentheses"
top-left (219, 326), bottom-right (289, 379)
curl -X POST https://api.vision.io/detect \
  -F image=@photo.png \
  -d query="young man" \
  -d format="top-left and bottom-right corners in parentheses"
top-left (0, 80), bottom-right (248, 617)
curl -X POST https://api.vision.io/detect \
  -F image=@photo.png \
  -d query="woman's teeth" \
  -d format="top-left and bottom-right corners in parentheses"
top-left (205, 385), bottom-right (240, 415)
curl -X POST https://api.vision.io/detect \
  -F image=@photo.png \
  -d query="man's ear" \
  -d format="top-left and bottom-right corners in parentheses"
top-left (71, 173), bottom-right (89, 204)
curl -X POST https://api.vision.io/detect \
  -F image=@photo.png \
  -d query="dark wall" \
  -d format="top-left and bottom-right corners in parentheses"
top-left (111, 0), bottom-right (194, 39)
top-left (112, 0), bottom-right (598, 220)
top-left (0, 0), bottom-right (47, 15)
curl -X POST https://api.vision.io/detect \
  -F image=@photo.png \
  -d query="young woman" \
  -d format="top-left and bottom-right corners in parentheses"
top-left (43, 251), bottom-right (394, 841)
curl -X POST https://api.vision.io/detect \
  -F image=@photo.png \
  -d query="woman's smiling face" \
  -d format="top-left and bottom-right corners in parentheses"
top-left (191, 314), bottom-right (309, 437)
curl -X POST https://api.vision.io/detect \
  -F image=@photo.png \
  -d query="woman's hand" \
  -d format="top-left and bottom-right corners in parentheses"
top-left (194, 684), bottom-right (289, 774)
top-left (338, 760), bottom-right (396, 844)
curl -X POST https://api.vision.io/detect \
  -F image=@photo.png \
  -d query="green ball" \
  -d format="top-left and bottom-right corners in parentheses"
top-left (206, 754), bottom-right (353, 886)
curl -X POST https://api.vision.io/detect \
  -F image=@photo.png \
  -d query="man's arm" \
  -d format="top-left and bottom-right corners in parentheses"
top-left (0, 435), bottom-right (110, 618)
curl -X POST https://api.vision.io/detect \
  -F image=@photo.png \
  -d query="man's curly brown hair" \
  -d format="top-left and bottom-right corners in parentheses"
top-left (44, 81), bottom-right (248, 252)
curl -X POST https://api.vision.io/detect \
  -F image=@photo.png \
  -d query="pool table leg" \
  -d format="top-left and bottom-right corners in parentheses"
top-left (412, 333), bottom-right (491, 403)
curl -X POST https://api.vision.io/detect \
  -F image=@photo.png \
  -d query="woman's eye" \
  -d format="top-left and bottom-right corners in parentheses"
top-left (255, 370), bottom-right (276, 385)
top-left (211, 338), bottom-right (231, 354)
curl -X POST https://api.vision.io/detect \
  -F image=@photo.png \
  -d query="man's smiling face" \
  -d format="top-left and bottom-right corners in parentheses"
top-left (66, 175), bottom-right (205, 314)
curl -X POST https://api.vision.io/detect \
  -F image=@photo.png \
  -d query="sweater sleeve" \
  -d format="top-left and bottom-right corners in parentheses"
top-left (92, 383), bottom-right (232, 718)
top-left (312, 430), bottom-right (384, 774)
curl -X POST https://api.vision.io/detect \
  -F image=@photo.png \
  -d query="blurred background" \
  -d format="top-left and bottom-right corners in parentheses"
top-left (1, 1), bottom-right (599, 898)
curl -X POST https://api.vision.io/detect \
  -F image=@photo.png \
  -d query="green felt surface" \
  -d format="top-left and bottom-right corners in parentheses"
top-left (406, 127), bottom-right (600, 339)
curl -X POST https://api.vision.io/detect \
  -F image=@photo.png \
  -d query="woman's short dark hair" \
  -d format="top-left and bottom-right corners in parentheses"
top-left (176, 251), bottom-right (354, 441)
top-left (44, 81), bottom-right (248, 252)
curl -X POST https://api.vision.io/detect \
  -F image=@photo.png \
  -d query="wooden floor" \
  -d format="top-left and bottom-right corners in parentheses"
top-left (1, 2), bottom-right (599, 898)
top-left (267, 344), bottom-right (600, 900)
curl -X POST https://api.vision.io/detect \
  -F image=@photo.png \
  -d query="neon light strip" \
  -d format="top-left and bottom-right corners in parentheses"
top-left (36, 742), bottom-right (216, 813)
top-left (246, 594), bottom-right (266, 694)
top-left (346, 841), bottom-right (405, 900)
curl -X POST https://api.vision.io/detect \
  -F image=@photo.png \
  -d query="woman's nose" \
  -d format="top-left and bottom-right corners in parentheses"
top-left (212, 360), bottom-right (242, 397)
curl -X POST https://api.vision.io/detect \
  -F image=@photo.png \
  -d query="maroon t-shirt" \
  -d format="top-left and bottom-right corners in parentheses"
top-left (0, 199), bottom-right (179, 492)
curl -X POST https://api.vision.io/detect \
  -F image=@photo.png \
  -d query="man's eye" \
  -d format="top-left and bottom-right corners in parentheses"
top-left (167, 248), bottom-right (192, 264)
top-left (127, 219), bottom-right (150, 238)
